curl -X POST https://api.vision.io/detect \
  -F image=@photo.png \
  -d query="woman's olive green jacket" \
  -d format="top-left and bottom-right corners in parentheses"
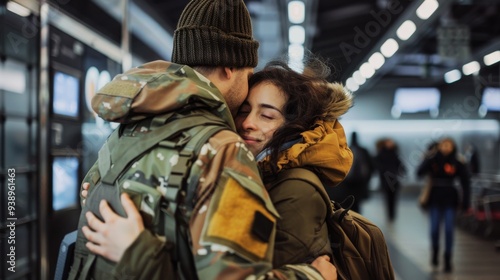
top-left (260, 120), bottom-right (353, 267)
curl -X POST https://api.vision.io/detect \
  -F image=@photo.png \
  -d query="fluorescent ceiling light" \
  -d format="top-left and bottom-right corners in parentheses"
top-left (416, 0), bottom-right (439, 20)
top-left (368, 52), bottom-right (385, 70)
top-left (288, 1), bottom-right (305, 24)
top-left (289, 25), bottom-right (305, 44)
top-left (462, 61), bottom-right (480, 75)
top-left (346, 78), bottom-right (359, 92)
top-left (288, 44), bottom-right (304, 61)
top-left (7, 1), bottom-right (31, 17)
top-left (360, 62), bottom-right (375, 79)
top-left (289, 61), bottom-right (304, 74)
top-left (353, 71), bottom-right (366, 85)
top-left (444, 69), bottom-right (461, 83)
top-left (484, 50), bottom-right (500, 66)
top-left (380, 38), bottom-right (399, 58)
top-left (397, 20), bottom-right (416, 41)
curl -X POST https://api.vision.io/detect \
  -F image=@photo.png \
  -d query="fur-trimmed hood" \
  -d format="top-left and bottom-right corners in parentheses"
top-left (259, 82), bottom-right (353, 187)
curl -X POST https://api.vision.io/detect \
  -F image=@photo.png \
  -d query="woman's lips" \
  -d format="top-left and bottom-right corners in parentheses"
top-left (241, 136), bottom-right (260, 144)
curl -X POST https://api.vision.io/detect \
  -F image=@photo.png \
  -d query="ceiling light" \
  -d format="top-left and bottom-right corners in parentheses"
top-left (484, 50), bottom-right (500, 66)
top-left (444, 69), bottom-right (461, 83)
top-left (288, 61), bottom-right (304, 73)
top-left (7, 1), bottom-right (31, 17)
top-left (360, 62), bottom-right (375, 79)
top-left (368, 52), bottom-right (385, 70)
top-left (380, 38), bottom-right (399, 58)
top-left (397, 20), bottom-right (416, 41)
top-left (416, 0), bottom-right (439, 20)
top-left (353, 71), bottom-right (366, 85)
top-left (346, 78), bottom-right (359, 92)
top-left (288, 44), bottom-right (304, 61)
top-left (288, 1), bottom-right (305, 24)
top-left (289, 25), bottom-right (305, 44)
top-left (462, 61), bottom-right (480, 75)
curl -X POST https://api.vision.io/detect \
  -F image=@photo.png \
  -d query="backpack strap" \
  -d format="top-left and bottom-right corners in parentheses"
top-left (274, 168), bottom-right (357, 221)
top-left (163, 124), bottom-right (228, 280)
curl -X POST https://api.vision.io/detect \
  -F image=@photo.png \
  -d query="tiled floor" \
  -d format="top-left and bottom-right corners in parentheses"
top-left (360, 190), bottom-right (500, 280)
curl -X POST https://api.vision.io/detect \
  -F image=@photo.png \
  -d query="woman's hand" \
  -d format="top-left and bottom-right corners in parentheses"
top-left (311, 255), bottom-right (337, 280)
top-left (82, 193), bottom-right (145, 262)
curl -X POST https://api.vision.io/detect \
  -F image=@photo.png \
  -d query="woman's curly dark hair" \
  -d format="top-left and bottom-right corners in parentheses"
top-left (248, 55), bottom-right (352, 170)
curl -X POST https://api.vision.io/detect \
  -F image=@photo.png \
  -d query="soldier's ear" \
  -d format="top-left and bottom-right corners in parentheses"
top-left (222, 67), bottom-right (234, 80)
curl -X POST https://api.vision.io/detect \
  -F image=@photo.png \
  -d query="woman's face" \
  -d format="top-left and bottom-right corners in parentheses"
top-left (235, 82), bottom-right (287, 156)
top-left (439, 139), bottom-right (454, 156)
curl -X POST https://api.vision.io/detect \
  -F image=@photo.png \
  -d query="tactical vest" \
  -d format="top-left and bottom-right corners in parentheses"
top-left (68, 111), bottom-right (229, 280)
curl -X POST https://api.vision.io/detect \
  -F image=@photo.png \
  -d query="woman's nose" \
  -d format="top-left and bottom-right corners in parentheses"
top-left (242, 115), bottom-right (257, 130)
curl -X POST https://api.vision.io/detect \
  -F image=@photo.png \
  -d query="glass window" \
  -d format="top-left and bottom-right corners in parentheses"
top-left (5, 119), bottom-right (29, 167)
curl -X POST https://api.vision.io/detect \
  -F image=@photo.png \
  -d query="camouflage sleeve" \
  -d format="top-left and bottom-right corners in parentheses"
top-left (188, 130), bottom-right (326, 280)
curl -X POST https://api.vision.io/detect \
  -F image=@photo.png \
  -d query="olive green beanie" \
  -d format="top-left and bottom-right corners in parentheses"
top-left (172, 0), bottom-right (259, 68)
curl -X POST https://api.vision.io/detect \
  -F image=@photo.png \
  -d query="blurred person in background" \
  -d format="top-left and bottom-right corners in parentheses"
top-left (374, 138), bottom-right (406, 222)
top-left (464, 142), bottom-right (481, 176)
top-left (327, 131), bottom-right (374, 213)
top-left (417, 137), bottom-right (471, 273)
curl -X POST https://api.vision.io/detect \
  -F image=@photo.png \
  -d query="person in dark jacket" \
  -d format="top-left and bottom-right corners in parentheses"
top-left (417, 137), bottom-right (471, 273)
top-left (327, 131), bottom-right (374, 213)
top-left (375, 138), bottom-right (406, 222)
top-left (464, 142), bottom-right (481, 175)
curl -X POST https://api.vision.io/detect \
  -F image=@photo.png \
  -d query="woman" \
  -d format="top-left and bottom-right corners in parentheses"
top-left (81, 57), bottom-right (353, 273)
top-left (417, 137), bottom-right (471, 272)
top-left (234, 58), bottom-right (353, 266)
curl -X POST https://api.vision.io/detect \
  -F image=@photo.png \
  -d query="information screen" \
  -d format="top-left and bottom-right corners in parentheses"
top-left (53, 71), bottom-right (80, 118)
top-left (52, 156), bottom-right (79, 211)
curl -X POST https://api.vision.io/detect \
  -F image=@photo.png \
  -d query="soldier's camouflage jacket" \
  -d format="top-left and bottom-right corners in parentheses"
top-left (81, 60), bottom-right (326, 279)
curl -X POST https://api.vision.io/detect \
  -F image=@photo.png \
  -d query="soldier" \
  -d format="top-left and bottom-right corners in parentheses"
top-left (72, 0), bottom-right (336, 279)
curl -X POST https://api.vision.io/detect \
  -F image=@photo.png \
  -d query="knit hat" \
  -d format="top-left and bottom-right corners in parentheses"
top-left (172, 0), bottom-right (259, 68)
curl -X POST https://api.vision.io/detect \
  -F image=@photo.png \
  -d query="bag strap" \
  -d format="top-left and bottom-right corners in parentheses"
top-left (170, 124), bottom-right (228, 280)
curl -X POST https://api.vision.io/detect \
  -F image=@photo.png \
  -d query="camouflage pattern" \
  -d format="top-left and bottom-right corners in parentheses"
top-left (79, 60), bottom-right (326, 279)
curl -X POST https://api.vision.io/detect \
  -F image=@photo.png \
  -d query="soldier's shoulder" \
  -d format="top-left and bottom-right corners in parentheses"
top-left (208, 130), bottom-right (243, 147)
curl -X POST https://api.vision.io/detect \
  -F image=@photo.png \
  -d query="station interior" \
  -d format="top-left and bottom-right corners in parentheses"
top-left (1, 0), bottom-right (499, 279)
